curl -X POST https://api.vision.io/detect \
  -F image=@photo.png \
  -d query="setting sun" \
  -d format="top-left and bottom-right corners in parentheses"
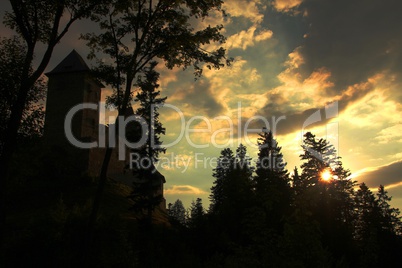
top-left (321, 170), bottom-right (332, 182)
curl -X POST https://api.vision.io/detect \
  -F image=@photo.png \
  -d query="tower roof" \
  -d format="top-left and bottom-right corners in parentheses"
top-left (46, 50), bottom-right (90, 76)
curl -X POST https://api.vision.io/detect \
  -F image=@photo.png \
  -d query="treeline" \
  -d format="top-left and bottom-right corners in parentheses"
top-left (168, 131), bottom-right (402, 267)
top-left (2, 130), bottom-right (402, 267)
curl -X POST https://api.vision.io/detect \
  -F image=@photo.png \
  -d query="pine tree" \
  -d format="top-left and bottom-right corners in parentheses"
top-left (254, 129), bottom-right (290, 210)
top-left (375, 185), bottom-right (402, 266)
top-left (251, 129), bottom-right (291, 243)
top-left (376, 185), bottom-right (402, 234)
top-left (188, 198), bottom-right (205, 229)
top-left (129, 63), bottom-right (166, 224)
top-left (209, 148), bottom-right (235, 214)
top-left (299, 132), bottom-right (355, 219)
top-left (298, 132), bottom-right (356, 262)
top-left (300, 132), bottom-right (336, 188)
top-left (354, 183), bottom-right (381, 266)
top-left (168, 199), bottom-right (186, 226)
top-left (233, 144), bottom-right (254, 187)
top-left (189, 198), bottom-right (204, 221)
top-left (228, 144), bottom-right (254, 209)
top-left (291, 167), bottom-right (303, 196)
top-left (209, 145), bottom-right (254, 247)
top-left (352, 183), bottom-right (402, 266)
top-left (134, 61), bottom-right (167, 163)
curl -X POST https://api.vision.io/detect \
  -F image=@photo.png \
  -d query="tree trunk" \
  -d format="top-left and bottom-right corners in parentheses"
top-left (0, 81), bottom-right (31, 245)
top-left (82, 146), bottom-right (113, 263)
top-left (84, 112), bottom-right (121, 261)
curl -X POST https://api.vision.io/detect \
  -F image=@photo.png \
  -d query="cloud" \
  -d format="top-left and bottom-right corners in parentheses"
top-left (340, 85), bottom-right (402, 130)
top-left (298, 0), bottom-right (402, 90)
top-left (273, 0), bottom-right (303, 12)
top-left (164, 185), bottom-right (207, 195)
top-left (375, 125), bottom-right (402, 144)
top-left (226, 26), bottom-right (273, 50)
top-left (168, 79), bottom-right (224, 118)
top-left (246, 46), bottom-right (393, 136)
top-left (354, 161), bottom-right (402, 189)
top-left (156, 65), bottom-right (179, 88)
top-left (223, 1), bottom-right (264, 24)
top-left (217, 1), bottom-right (274, 52)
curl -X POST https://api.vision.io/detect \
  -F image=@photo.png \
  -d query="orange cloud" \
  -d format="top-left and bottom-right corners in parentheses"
top-left (223, 1), bottom-right (264, 24)
top-left (273, 0), bottom-right (303, 12)
top-left (164, 185), bottom-right (207, 195)
top-left (226, 26), bottom-right (273, 50)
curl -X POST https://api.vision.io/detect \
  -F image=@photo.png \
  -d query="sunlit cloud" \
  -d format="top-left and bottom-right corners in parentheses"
top-left (285, 47), bottom-right (304, 68)
top-left (272, 0), bottom-right (303, 12)
top-left (226, 26), bottom-right (273, 50)
top-left (165, 185), bottom-right (207, 195)
top-left (204, 57), bottom-right (262, 92)
top-left (156, 65), bottom-right (179, 88)
top-left (223, 0), bottom-right (265, 24)
top-left (340, 86), bottom-right (401, 129)
top-left (375, 124), bottom-right (402, 144)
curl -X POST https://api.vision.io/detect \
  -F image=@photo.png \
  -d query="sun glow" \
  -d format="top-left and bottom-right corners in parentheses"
top-left (321, 169), bottom-right (332, 182)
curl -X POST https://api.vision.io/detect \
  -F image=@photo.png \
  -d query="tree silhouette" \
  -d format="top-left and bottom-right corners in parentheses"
top-left (133, 61), bottom-right (167, 163)
top-left (0, 0), bottom-right (101, 239)
top-left (210, 144), bottom-right (253, 214)
top-left (254, 129), bottom-right (291, 228)
top-left (291, 166), bottom-right (303, 196)
top-left (0, 36), bottom-right (46, 147)
top-left (376, 185), bottom-right (402, 235)
top-left (209, 144), bottom-right (254, 254)
top-left (297, 132), bottom-right (356, 263)
top-left (299, 132), bottom-right (337, 188)
top-left (83, 0), bottom-right (231, 237)
top-left (168, 199), bottom-right (186, 226)
top-left (209, 148), bottom-right (235, 214)
top-left (129, 62), bottom-right (166, 224)
top-left (188, 198), bottom-right (205, 228)
top-left (354, 183), bottom-right (381, 266)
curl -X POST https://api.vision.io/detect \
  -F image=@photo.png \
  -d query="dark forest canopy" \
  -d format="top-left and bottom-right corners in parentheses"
top-left (3, 127), bottom-right (402, 267)
top-left (166, 131), bottom-right (402, 267)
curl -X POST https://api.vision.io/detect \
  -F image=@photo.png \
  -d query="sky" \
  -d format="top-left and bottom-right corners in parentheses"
top-left (1, 0), bottom-right (402, 210)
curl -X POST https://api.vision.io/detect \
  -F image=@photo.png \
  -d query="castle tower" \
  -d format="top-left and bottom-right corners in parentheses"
top-left (44, 50), bottom-right (103, 145)
top-left (44, 50), bottom-right (104, 175)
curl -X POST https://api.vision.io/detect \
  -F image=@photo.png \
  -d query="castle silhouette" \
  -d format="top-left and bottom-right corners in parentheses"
top-left (43, 50), bottom-right (166, 211)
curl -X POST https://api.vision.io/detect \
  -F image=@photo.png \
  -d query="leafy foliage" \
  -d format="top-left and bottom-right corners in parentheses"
top-left (82, 0), bottom-right (232, 238)
top-left (0, 36), bottom-right (45, 148)
top-left (82, 0), bottom-right (231, 113)
top-left (0, 0), bottom-right (107, 243)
